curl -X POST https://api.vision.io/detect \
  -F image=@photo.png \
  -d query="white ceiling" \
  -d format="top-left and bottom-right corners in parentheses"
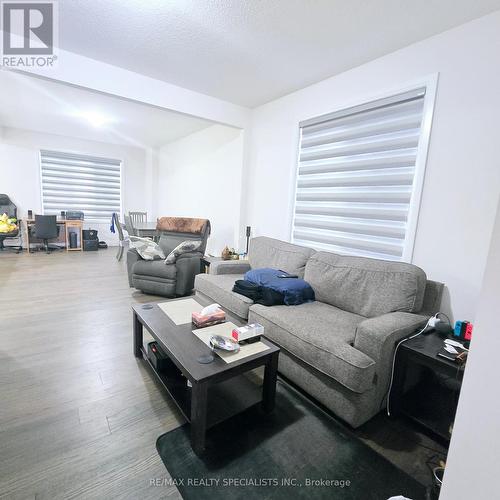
top-left (58, 0), bottom-right (500, 107)
top-left (0, 70), bottom-right (212, 148)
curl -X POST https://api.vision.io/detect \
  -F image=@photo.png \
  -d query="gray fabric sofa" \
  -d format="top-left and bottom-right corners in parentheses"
top-left (127, 221), bottom-right (210, 297)
top-left (195, 236), bottom-right (443, 428)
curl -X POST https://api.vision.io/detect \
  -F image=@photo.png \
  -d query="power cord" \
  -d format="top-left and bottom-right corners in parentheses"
top-left (386, 314), bottom-right (437, 417)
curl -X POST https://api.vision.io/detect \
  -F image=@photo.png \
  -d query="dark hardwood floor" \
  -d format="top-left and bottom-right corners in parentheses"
top-left (0, 249), bottom-right (183, 499)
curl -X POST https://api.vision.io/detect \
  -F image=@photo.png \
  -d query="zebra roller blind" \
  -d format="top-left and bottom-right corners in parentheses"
top-left (293, 87), bottom-right (427, 261)
top-left (40, 150), bottom-right (122, 222)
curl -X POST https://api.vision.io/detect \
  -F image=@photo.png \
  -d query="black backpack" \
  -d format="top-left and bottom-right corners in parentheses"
top-left (232, 280), bottom-right (285, 306)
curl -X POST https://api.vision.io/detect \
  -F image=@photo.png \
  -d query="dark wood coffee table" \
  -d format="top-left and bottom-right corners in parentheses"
top-left (132, 298), bottom-right (280, 455)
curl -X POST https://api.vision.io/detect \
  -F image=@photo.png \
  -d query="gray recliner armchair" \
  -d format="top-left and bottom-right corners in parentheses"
top-left (127, 217), bottom-right (211, 297)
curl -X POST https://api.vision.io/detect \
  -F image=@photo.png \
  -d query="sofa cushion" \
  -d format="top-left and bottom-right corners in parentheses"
top-left (305, 252), bottom-right (427, 318)
top-left (249, 302), bottom-right (375, 393)
top-left (133, 260), bottom-right (177, 280)
top-left (129, 236), bottom-right (165, 260)
top-left (165, 239), bottom-right (202, 264)
top-left (195, 273), bottom-right (253, 319)
top-left (158, 233), bottom-right (202, 257)
top-left (248, 237), bottom-right (315, 278)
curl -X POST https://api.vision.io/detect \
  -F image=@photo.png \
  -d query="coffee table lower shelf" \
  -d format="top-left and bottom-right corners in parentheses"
top-left (140, 347), bottom-right (262, 429)
top-left (133, 302), bottom-right (279, 455)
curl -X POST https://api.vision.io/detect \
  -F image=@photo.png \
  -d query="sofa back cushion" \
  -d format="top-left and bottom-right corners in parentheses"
top-left (304, 252), bottom-right (427, 317)
top-left (248, 237), bottom-right (315, 278)
top-left (159, 232), bottom-right (205, 256)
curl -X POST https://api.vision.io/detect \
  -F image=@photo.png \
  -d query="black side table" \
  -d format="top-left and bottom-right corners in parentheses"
top-left (390, 332), bottom-right (465, 443)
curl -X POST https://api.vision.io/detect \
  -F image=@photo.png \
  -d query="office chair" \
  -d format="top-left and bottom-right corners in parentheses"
top-left (129, 211), bottom-right (147, 225)
top-left (0, 194), bottom-right (22, 253)
top-left (33, 215), bottom-right (60, 254)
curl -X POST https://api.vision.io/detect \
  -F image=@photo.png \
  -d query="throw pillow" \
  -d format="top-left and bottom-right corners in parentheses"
top-left (129, 236), bottom-right (166, 260)
top-left (165, 240), bottom-right (202, 265)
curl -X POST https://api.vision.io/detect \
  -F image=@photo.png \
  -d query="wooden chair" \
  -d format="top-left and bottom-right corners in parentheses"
top-left (129, 211), bottom-right (147, 225)
top-left (113, 213), bottom-right (127, 261)
top-left (124, 215), bottom-right (137, 237)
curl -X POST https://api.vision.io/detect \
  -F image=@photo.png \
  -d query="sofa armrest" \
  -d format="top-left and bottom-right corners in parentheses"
top-left (353, 312), bottom-right (429, 363)
top-left (175, 252), bottom-right (203, 296)
top-left (126, 248), bottom-right (142, 287)
top-left (210, 260), bottom-right (251, 275)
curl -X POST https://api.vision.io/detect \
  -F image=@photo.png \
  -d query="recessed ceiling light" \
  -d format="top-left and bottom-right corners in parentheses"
top-left (78, 110), bottom-right (113, 128)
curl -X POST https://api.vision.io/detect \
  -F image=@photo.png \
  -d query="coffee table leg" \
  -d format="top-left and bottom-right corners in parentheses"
top-left (133, 311), bottom-right (143, 358)
top-left (262, 351), bottom-right (279, 413)
top-left (191, 381), bottom-right (208, 455)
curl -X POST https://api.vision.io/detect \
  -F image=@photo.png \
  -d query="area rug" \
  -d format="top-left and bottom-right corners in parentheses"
top-left (156, 380), bottom-right (425, 500)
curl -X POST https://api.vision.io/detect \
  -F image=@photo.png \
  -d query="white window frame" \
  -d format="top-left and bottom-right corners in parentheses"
top-left (290, 74), bottom-right (438, 263)
top-left (39, 149), bottom-right (123, 223)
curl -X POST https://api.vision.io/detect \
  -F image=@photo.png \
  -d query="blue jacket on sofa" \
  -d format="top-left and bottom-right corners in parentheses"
top-left (244, 268), bottom-right (315, 306)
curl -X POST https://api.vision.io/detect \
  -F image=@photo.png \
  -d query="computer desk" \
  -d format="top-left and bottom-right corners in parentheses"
top-left (25, 219), bottom-right (83, 253)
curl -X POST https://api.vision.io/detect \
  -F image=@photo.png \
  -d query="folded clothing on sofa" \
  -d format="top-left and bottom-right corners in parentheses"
top-left (244, 268), bottom-right (315, 306)
top-left (232, 279), bottom-right (285, 306)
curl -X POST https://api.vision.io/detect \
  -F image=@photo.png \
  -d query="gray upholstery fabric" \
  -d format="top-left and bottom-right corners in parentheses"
top-left (158, 233), bottom-right (191, 256)
top-left (305, 252), bottom-right (427, 317)
top-left (133, 259), bottom-right (177, 280)
top-left (354, 312), bottom-right (429, 366)
top-left (132, 278), bottom-right (176, 297)
top-left (126, 248), bottom-right (141, 287)
top-left (194, 273), bottom-right (252, 319)
top-left (277, 349), bottom-right (377, 428)
top-left (421, 280), bottom-right (444, 315)
top-left (132, 254), bottom-right (202, 297)
top-left (158, 229), bottom-right (209, 256)
top-left (248, 237), bottom-right (315, 277)
top-left (175, 253), bottom-right (203, 296)
top-left (210, 260), bottom-right (251, 275)
top-left (249, 303), bottom-right (375, 393)
top-left (353, 311), bottom-right (429, 416)
top-left (127, 221), bottom-right (209, 298)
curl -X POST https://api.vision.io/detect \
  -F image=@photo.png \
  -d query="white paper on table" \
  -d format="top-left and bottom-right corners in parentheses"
top-left (192, 322), bottom-right (270, 363)
top-left (158, 298), bottom-right (202, 325)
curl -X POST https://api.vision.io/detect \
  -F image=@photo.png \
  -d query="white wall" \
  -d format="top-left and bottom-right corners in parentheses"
top-left (157, 125), bottom-right (244, 256)
top-left (0, 126), bottom-right (150, 245)
top-left (144, 147), bottom-right (160, 220)
top-left (242, 11), bottom-right (500, 321)
top-left (440, 194), bottom-right (500, 499)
